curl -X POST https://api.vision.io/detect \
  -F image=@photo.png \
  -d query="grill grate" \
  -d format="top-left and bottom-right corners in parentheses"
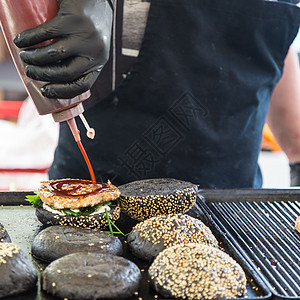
top-left (198, 190), bottom-right (300, 299)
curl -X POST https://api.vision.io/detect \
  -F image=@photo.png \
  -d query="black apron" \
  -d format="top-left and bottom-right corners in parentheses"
top-left (49, 0), bottom-right (300, 188)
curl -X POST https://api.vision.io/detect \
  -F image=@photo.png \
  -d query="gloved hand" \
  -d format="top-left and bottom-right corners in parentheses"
top-left (290, 162), bottom-right (300, 186)
top-left (13, 0), bottom-right (114, 99)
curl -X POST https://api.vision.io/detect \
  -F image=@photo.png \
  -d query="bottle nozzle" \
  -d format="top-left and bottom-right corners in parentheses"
top-left (67, 118), bottom-right (81, 142)
top-left (52, 103), bottom-right (85, 123)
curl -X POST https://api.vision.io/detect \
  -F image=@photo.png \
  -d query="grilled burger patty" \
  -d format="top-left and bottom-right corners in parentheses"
top-left (119, 178), bottom-right (198, 221)
top-left (31, 225), bottom-right (123, 262)
top-left (38, 179), bottom-right (120, 209)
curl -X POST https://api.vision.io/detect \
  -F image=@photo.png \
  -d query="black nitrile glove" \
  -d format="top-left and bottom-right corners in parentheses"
top-left (13, 0), bottom-right (114, 99)
top-left (290, 162), bottom-right (300, 186)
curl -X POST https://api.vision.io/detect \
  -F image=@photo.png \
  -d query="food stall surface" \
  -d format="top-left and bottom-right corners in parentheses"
top-left (3, 190), bottom-right (298, 299)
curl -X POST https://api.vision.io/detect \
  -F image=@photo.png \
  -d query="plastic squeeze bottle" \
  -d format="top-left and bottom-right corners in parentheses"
top-left (0, 0), bottom-right (96, 182)
top-left (0, 0), bottom-right (91, 122)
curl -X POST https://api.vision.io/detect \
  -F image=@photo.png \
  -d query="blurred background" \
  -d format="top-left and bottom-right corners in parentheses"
top-left (0, 28), bottom-right (299, 191)
top-left (0, 30), bottom-right (59, 191)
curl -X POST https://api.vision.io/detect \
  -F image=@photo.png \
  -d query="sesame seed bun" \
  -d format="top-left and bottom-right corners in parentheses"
top-left (119, 178), bottom-right (197, 221)
top-left (35, 205), bottom-right (121, 230)
top-left (31, 225), bottom-right (123, 262)
top-left (0, 223), bottom-right (10, 243)
top-left (38, 179), bottom-right (120, 209)
top-left (0, 243), bottom-right (37, 298)
top-left (128, 214), bottom-right (218, 261)
top-left (149, 243), bottom-right (247, 299)
top-left (42, 252), bottom-right (141, 299)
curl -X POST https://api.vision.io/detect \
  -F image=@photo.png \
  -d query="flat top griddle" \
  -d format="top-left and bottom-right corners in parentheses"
top-left (0, 191), bottom-right (270, 300)
top-left (198, 189), bottom-right (300, 300)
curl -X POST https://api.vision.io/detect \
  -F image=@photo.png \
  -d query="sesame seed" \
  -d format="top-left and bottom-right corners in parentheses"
top-left (149, 243), bottom-right (246, 299)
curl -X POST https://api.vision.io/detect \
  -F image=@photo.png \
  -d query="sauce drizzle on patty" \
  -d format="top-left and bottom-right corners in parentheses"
top-left (46, 179), bottom-right (109, 198)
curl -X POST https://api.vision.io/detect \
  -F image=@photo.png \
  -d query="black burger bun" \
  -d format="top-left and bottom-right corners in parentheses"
top-left (128, 214), bottom-right (218, 261)
top-left (0, 223), bottom-right (10, 242)
top-left (119, 178), bottom-right (198, 221)
top-left (31, 225), bottom-right (123, 262)
top-left (36, 204), bottom-right (121, 229)
top-left (149, 243), bottom-right (247, 299)
top-left (0, 243), bottom-right (37, 298)
top-left (42, 252), bottom-right (141, 300)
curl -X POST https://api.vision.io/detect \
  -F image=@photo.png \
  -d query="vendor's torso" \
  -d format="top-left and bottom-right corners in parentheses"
top-left (49, 0), bottom-right (300, 188)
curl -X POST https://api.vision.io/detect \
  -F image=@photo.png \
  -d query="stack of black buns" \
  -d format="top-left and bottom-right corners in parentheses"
top-left (5, 177), bottom-right (247, 299)
top-left (32, 225), bottom-right (141, 299)
top-left (120, 177), bottom-right (248, 300)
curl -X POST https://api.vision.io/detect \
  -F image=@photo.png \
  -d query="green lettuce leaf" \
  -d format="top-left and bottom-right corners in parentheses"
top-left (59, 202), bottom-right (113, 217)
top-left (25, 193), bottom-right (43, 208)
top-left (25, 194), bottom-right (114, 216)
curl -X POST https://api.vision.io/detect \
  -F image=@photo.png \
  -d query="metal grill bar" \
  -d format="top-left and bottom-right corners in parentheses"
top-left (212, 202), bottom-right (296, 296)
top-left (199, 195), bottom-right (300, 299)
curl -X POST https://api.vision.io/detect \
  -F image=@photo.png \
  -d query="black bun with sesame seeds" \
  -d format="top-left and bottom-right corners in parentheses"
top-left (149, 243), bottom-right (247, 300)
top-left (119, 178), bottom-right (198, 221)
top-left (127, 214), bottom-right (218, 262)
top-left (35, 204), bottom-right (121, 230)
top-left (31, 225), bottom-right (123, 263)
top-left (0, 223), bottom-right (10, 242)
top-left (0, 243), bottom-right (37, 298)
top-left (42, 252), bottom-right (141, 300)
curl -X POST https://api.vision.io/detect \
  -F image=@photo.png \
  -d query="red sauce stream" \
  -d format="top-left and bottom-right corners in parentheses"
top-left (67, 118), bottom-right (96, 184)
top-left (49, 119), bottom-right (100, 197)
top-left (77, 140), bottom-right (96, 184)
top-left (47, 179), bottom-right (109, 198)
